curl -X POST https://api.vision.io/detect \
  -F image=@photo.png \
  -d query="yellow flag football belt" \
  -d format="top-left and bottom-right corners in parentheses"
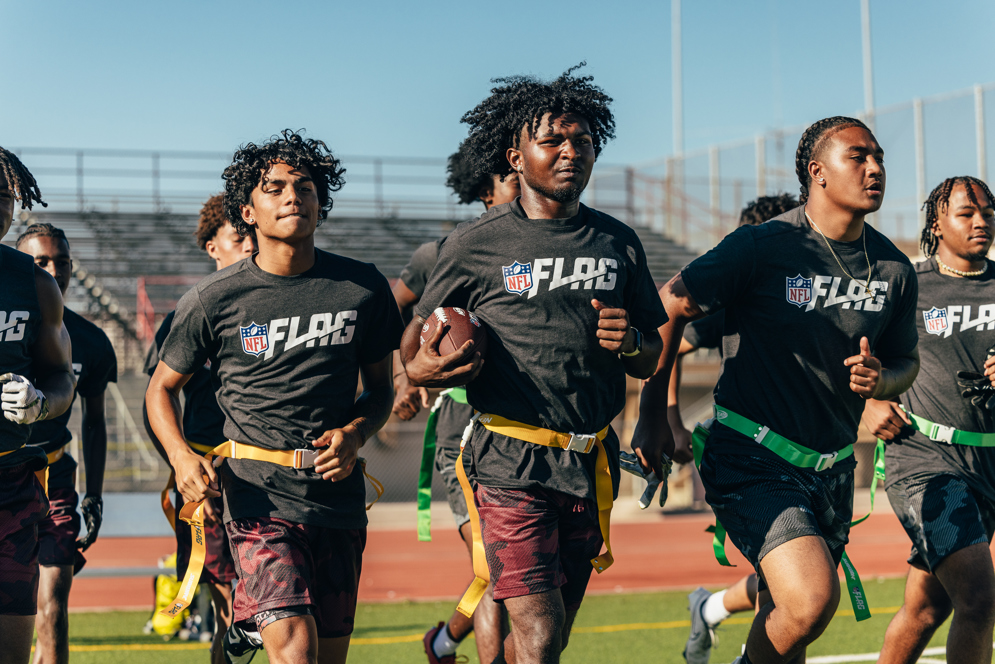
top-left (159, 439), bottom-right (384, 619)
top-left (454, 413), bottom-right (613, 618)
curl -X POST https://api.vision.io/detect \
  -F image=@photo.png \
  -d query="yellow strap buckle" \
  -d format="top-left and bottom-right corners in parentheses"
top-left (565, 432), bottom-right (597, 454)
top-left (293, 448), bottom-right (321, 469)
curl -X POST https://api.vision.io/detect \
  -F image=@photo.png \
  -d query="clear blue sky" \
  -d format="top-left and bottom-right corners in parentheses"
top-left (5, 0), bottom-right (995, 165)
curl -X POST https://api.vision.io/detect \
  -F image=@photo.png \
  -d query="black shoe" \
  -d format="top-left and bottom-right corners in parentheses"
top-left (222, 623), bottom-right (263, 664)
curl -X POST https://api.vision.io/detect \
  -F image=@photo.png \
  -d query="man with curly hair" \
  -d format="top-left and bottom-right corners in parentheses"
top-left (147, 130), bottom-right (404, 664)
top-left (391, 145), bottom-right (519, 664)
top-left (0, 148), bottom-right (76, 664)
top-left (401, 66), bottom-right (667, 664)
top-left (142, 194), bottom-right (253, 663)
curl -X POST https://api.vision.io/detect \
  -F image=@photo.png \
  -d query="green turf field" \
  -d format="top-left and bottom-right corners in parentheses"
top-left (60, 577), bottom-right (953, 663)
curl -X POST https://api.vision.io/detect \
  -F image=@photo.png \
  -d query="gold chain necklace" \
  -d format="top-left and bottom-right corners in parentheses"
top-left (936, 257), bottom-right (987, 277)
top-left (805, 211), bottom-right (873, 296)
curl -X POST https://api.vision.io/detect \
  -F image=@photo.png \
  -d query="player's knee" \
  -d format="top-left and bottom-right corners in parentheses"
top-left (910, 598), bottom-right (953, 632)
top-left (951, 583), bottom-right (995, 626)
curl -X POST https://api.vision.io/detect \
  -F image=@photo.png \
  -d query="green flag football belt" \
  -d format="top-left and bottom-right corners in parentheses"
top-left (906, 411), bottom-right (995, 447)
top-left (692, 405), bottom-right (875, 622)
top-left (416, 387), bottom-right (469, 542)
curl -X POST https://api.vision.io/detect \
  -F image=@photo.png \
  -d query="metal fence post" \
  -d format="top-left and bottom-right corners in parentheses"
top-left (914, 98), bottom-right (926, 223)
top-left (709, 146), bottom-right (721, 242)
top-left (755, 135), bottom-right (766, 197)
top-left (625, 167), bottom-right (636, 226)
top-left (374, 159), bottom-right (384, 217)
top-left (152, 153), bottom-right (161, 213)
top-left (76, 151), bottom-right (84, 212)
top-left (976, 85), bottom-right (987, 181)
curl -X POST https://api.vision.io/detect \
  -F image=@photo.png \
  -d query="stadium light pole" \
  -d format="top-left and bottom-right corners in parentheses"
top-left (861, 0), bottom-right (875, 129)
top-left (672, 0), bottom-right (683, 157)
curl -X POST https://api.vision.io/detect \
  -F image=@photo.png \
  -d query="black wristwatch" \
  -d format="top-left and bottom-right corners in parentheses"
top-left (621, 327), bottom-right (642, 357)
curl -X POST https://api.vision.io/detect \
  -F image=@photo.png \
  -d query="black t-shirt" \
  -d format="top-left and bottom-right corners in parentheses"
top-left (144, 311), bottom-right (225, 450)
top-left (415, 201), bottom-right (669, 500)
top-left (684, 310), bottom-right (725, 352)
top-left (888, 258), bottom-right (995, 499)
top-left (160, 249), bottom-right (404, 528)
top-left (0, 246), bottom-right (45, 469)
top-left (29, 308), bottom-right (117, 488)
top-left (683, 205), bottom-right (918, 467)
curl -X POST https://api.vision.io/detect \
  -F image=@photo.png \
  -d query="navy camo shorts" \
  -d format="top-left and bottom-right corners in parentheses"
top-left (886, 473), bottom-right (995, 572)
top-left (699, 443), bottom-right (854, 574)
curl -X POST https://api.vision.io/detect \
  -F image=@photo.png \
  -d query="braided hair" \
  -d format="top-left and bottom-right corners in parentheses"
top-left (15, 223), bottom-right (68, 249)
top-left (222, 129), bottom-right (346, 236)
top-left (739, 193), bottom-right (799, 227)
top-left (459, 62), bottom-right (615, 182)
top-left (446, 147), bottom-right (491, 205)
top-left (920, 176), bottom-right (995, 257)
top-left (0, 147), bottom-right (46, 211)
top-left (794, 117), bottom-right (870, 204)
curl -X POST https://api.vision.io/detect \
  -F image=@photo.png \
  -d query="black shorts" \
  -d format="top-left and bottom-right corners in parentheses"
top-left (699, 445), bottom-right (854, 573)
top-left (886, 473), bottom-right (995, 572)
top-left (37, 485), bottom-right (80, 567)
top-left (435, 446), bottom-right (470, 528)
top-left (0, 463), bottom-right (49, 615)
top-left (226, 517), bottom-right (366, 638)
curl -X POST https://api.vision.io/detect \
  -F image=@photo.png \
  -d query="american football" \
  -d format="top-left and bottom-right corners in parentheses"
top-left (420, 307), bottom-right (488, 358)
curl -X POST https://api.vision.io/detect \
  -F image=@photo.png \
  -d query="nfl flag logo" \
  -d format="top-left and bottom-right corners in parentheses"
top-left (240, 323), bottom-right (269, 357)
top-left (923, 307), bottom-right (948, 336)
top-left (785, 274), bottom-right (813, 308)
top-left (503, 261), bottom-right (533, 295)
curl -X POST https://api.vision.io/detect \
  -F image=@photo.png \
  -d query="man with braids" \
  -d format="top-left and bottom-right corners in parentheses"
top-left (14, 223), bottom-right (117, 664)
top-left (142, 194), bottom-right (254, 663)
top-left (634, 117), bottom-right (920, 664)
top-left (401, 65), bottom-right (667, 664)
top-left (631, 194), bottom-right (799, 664)
top-left (147, 130), bottom-right (403, 664)
top-left (391, 145), bottom-right (519, 664)
top-left (862, 176), bottom-right (995, 664)
top-left (0, 147), bottom-right (76, 664)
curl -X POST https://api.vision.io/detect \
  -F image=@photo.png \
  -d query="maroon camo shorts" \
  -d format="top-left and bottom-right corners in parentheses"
top-left (0, 463), bottom-right (49, 615)
top-left (475, 485), bottom-right (603, 612)
top-left (175, 493), bottom-right (236, 585)
top-left (226, 517), bottom-right (366, 638)
top-left (37, 486), bottom-right (81, 567)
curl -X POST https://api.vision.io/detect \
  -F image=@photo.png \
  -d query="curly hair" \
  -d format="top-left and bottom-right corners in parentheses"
top-left (920, 176), bottom-right (995, 257)
top-left (459, 62), bottom-right (616, 182)
top-left (15, 222), bottom-right (68, 249)
top-left (446, 146), bottom-right (492, 205)
top-left (0, 147), bottom-right (46, 211)
top-left (739, 193), bottom-right (799, 227)
top-left (195, 194), bottom-right (231, 250)
top-left (222, 129), bottom-right (346, 236)
top-left (794, 116), bottom-right (871, 204)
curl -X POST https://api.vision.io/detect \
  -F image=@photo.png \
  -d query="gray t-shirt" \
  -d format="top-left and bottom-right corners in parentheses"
top-left (682, 205), bottom-right (918, 467)
top-left (415, 200), bottom-right (669, 500)
top-left (399, 239), bottom-right (443, 300)
top-left (161, 249), bottom-right (404, 528)
top-left (888, 258), bottom-right (995, 499)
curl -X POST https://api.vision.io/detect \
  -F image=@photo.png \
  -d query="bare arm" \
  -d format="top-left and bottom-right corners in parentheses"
top-left (313, 353), bottom-right (395, 481)
top-left (665, 337), bottom-right (698, 464)
top-left (80, 392), bottom-right (107, 498)
top-left (390, 278), bottom-right (430, 419)
top-left (146, 361), bottom-right (217, 503)
top-left (630, 277), bottom-right (704, 476)
top-left (31, 267), bottom-right (76, 419)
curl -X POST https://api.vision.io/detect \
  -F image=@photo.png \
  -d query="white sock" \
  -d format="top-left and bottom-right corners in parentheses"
top-left (432, 623), bottom-right (459, 657)
top-left (702, 590), bottom-right (732, 627)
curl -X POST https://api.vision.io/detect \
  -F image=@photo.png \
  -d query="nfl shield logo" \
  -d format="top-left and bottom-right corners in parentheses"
top-left (240, 322), bottom-right (269, 357)
top-left (785, 274), bottom-right (813, 308)
top-left (923, 307), bottom-right (948, 336)
top-left (503, 261), bottom-right (533, 295)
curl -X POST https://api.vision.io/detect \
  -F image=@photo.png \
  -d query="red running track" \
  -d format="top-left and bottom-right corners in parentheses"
top-left (69, 512), bottom-right (918, 611)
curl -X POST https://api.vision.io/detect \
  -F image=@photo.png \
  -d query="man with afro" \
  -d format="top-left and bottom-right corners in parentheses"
top-left (401, 66), bottom-right (667, 664)
top-left (147, 130), bottom-right (404, 664)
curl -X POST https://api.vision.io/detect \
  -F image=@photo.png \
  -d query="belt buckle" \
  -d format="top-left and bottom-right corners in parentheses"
top-left (929, 424), bottom-right (955, 445)
top-left (565, 433), bottom-right (596, 454)
top-left (293, 449), bottom-right (321, 470)
top-left (814, 451), bottom-right (838, 472)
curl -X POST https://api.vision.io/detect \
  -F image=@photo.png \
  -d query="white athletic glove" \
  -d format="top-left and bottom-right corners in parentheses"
top-left (619, 450), bottom-right (673, 509)
top-left (0, 373), bottom-right (49, 424)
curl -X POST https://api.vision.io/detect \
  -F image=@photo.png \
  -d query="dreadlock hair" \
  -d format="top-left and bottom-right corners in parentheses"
top-left (739, 193), bottom-right (799, 227)
top-left (446, 146), bottom-right (492, 205)
top-left (0, 147), bottom-right (46, 211)
top-left (459, 62), bottom-right (616, 182)
top-left (794, 116), bottom-right (871, 205)
top-left (15, 223), bottom-right (68, 250)
top-left (222, 129), bottom-right (345, 236)
top-left (194, 193), bottom-right (254, 250)
top-left (919, 176), bottom-right (995, 257)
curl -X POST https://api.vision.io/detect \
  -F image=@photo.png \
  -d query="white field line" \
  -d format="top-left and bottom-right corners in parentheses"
top-left (808, 647), bottom-right (947, 663)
